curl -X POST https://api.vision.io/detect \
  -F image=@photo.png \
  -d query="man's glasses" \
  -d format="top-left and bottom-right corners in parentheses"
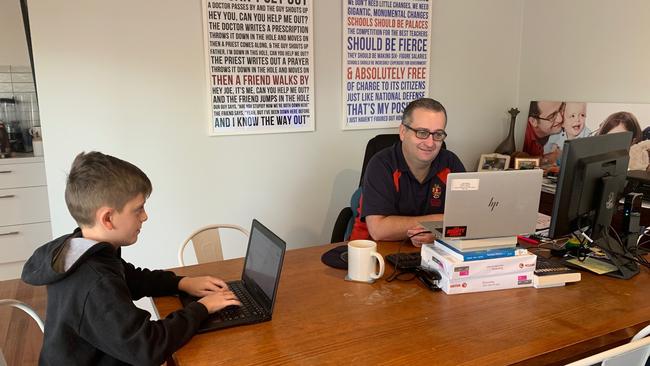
top-left (402, 123), bottom-right (447, 141)
top-left (532, 103), bottom-right (565, 122)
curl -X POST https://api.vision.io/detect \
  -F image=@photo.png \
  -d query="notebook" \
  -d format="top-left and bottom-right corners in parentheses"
top-left (422, 169), bottom-right (543, 240)
top-left (180, 219), bottom-right (286, 333)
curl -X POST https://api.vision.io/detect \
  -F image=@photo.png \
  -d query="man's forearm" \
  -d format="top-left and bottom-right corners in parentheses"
top-left (366, 214), bottom-right (443, 241)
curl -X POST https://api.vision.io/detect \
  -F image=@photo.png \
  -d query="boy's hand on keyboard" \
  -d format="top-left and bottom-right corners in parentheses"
top-left (198, 290), bottom-right (242, 314)
top-left (178, 276), bottom-right (229, 297)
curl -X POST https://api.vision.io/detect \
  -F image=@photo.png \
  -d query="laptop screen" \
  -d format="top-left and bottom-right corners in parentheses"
top-left (241, 219), bottom-right (286, 311)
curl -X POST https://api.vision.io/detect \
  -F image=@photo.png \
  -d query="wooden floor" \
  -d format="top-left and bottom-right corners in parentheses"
top-left (0, 279), bottom-right (46, 366)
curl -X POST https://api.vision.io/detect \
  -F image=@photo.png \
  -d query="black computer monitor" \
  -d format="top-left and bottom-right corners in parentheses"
top-left (548, 131), bottom-right (638, 278)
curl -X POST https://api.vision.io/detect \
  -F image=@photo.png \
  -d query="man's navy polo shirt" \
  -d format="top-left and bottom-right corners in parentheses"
top-left (352, 142), bottom-right (465, 239)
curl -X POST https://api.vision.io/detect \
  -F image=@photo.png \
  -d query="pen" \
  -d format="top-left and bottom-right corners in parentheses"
top-left (517, 235), bottom-right (539, 245)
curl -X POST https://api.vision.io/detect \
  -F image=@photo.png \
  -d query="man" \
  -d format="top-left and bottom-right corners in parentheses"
top-left (524, 101), bottom-right (565, 156)
top-left (350, 98), bottom-right (465, 246)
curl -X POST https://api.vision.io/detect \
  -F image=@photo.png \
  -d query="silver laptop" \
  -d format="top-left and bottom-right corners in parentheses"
top-left (428, 169), bottom-right (543, 240)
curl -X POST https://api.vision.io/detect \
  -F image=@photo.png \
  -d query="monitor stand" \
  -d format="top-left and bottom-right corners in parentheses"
top-left (589, 177), bottom-right (640, 279)
top-left (595, 235), bottom-right (640, 280)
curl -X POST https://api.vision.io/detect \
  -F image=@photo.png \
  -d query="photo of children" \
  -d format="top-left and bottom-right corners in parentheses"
top-left (543, 102), bottom-right (590, 165)
top-left (523, 101), bottom-right (650, 172)
top-left (544, 102), bottom-right (590, 151)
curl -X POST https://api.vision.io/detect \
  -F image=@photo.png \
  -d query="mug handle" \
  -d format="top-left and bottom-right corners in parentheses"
top-left (370, 252), bottom-right (385, 279)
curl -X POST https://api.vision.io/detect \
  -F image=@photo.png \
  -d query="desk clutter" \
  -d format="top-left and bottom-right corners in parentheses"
top-left (420, 242), bottom-right (536, 295)
top-left (416, 232), bottom-right (586, 294)
top-left (324, 238), bottom-right (586, 294)
top-left (533, 256), bottom-right (581, 288)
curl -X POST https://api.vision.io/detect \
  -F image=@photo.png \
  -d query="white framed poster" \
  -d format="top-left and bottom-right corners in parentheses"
top-left (203, 0), bottom-right (314, 136)
top-left (342, 0), bottom-right (432, 130)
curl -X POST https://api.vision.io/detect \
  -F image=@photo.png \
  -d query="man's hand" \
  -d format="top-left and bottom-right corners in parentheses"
top-left (407, 225), bottom-right (436, 247)
top-left (178, 276), bottom-right (228, 297)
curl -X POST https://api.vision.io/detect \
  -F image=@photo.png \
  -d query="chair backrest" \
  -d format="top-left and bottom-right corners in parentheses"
top-left (0, 299), bottom-right (44, 332)
top-left (178, 224), bottom-right (249, 266)
top-left (358, 134), bottom-right (401, 186)
top-left (0, 299), bottom-right (44, 366)
top-left (565, 326), bottom-right (650, 366)
top-left (632, 324), bottom-right (650, 341)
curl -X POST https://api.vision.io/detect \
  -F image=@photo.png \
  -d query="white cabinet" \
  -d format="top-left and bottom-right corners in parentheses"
top-left (0, 156), bottom-right (51, 280)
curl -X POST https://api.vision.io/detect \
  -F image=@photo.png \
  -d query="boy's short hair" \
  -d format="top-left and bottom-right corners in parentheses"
top-left (65, 151), bottom-right (152, 227)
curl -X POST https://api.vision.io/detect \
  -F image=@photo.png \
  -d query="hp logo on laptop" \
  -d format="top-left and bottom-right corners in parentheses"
top-left (488, 197), bottom-right (499, 212)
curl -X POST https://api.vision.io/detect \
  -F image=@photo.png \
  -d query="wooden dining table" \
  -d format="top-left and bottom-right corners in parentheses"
top-left (154, 241), bottom-right (650, 366)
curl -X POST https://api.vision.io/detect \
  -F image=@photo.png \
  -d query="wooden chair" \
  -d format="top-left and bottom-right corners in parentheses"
top-left (565, 324), bottom-right (650, 366)
top-left (177, 224), bottom-right (249, 266)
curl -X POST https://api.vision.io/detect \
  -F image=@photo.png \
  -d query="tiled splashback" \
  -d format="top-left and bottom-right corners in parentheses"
top-left (0, 65), bottom-right (39, 129)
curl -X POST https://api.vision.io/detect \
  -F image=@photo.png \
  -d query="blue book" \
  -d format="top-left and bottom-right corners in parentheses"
top-left (435, 239), bottom-right (516, 262)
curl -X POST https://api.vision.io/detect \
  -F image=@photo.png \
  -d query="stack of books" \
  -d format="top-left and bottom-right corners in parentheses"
top-left (533, 256), bottom-right (581, 288)
top-left (421, 237), bottom-right (536, 295)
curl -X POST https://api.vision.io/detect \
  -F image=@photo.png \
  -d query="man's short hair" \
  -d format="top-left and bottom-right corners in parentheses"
top-left (529, 101), bottom-right (540, 118)
top-left (65, 151), bottom-right (152, 227)
top-left (401, 98), bottom-right (447, 126)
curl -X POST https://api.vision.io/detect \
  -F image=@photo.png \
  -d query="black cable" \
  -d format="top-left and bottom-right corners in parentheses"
top-left (385, 230), bottom-right (431, 282)
top-left (594, 227), bottom-right (650, 268)
top-left (547, 214), bottom-right (650, 270)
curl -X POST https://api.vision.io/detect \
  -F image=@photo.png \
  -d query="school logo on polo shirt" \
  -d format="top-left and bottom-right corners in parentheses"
top-left (430, 184), bottom-right (442, 207)
top-left (432, 184), bottom-right (442, 199)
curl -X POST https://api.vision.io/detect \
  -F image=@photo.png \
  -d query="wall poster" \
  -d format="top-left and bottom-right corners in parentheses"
top-left (343, 0), bottom-right (432, 130)
top-left (203, 0), bottom-right (314, 136)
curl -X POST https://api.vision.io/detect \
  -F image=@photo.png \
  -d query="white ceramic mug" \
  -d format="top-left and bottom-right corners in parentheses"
top-left (347, 240), bottom-right (385, 283)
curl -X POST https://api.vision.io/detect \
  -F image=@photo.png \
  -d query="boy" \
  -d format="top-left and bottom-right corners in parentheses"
top-left (22, 151), bottom-right (241, 365)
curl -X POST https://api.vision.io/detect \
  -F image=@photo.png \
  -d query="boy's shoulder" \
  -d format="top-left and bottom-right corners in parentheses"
top-left (23, 230), bottom-right (119, 286)
top-left (45, 253), bottom-right (130, 312)
top-left (74, 245), bottom-right (126, 279)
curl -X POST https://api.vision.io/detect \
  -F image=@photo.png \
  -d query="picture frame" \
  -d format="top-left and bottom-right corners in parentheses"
top-left (514, 157), bottom-right (541, 170)
top-left (478, 153), bottom-right (510, 171)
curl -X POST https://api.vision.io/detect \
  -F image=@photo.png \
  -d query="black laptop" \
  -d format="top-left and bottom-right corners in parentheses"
top-left (180, 219), bottom-right (286, 333)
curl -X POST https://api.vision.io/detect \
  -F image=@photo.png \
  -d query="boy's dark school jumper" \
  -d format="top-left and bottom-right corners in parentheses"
top-left (22, 228), bottom-right (208, 365)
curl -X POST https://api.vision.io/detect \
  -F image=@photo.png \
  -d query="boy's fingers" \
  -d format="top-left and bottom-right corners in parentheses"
top-left (208, 277), bottom-right (228, 288)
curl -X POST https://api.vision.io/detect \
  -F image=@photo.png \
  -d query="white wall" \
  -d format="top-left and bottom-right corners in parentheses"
top-left (516, 0), bottom-right (650, 145)
top-left (27, 0), bottom-right (522, 269)
top-left (430, 0), bottom-right (523, 164)
top-left (0, 0), bottom-right (29, 66)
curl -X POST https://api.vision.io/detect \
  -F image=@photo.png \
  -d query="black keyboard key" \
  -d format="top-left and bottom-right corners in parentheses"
top-left (221, 282), bottom-right (264, 319)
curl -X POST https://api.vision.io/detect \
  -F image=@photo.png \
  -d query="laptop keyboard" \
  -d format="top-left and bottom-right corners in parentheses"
top-left (219, 282), bottom-right (265, 321)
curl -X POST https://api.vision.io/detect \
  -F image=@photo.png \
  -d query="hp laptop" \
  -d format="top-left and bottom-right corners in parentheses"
top-left (180, 219), bottom-right (286, 333)
top-left (422, 169), bottom-right (543, 240)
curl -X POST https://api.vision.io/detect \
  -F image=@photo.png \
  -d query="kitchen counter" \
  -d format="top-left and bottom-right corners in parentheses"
top-left (0, 153), bottom-right (44, 164)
